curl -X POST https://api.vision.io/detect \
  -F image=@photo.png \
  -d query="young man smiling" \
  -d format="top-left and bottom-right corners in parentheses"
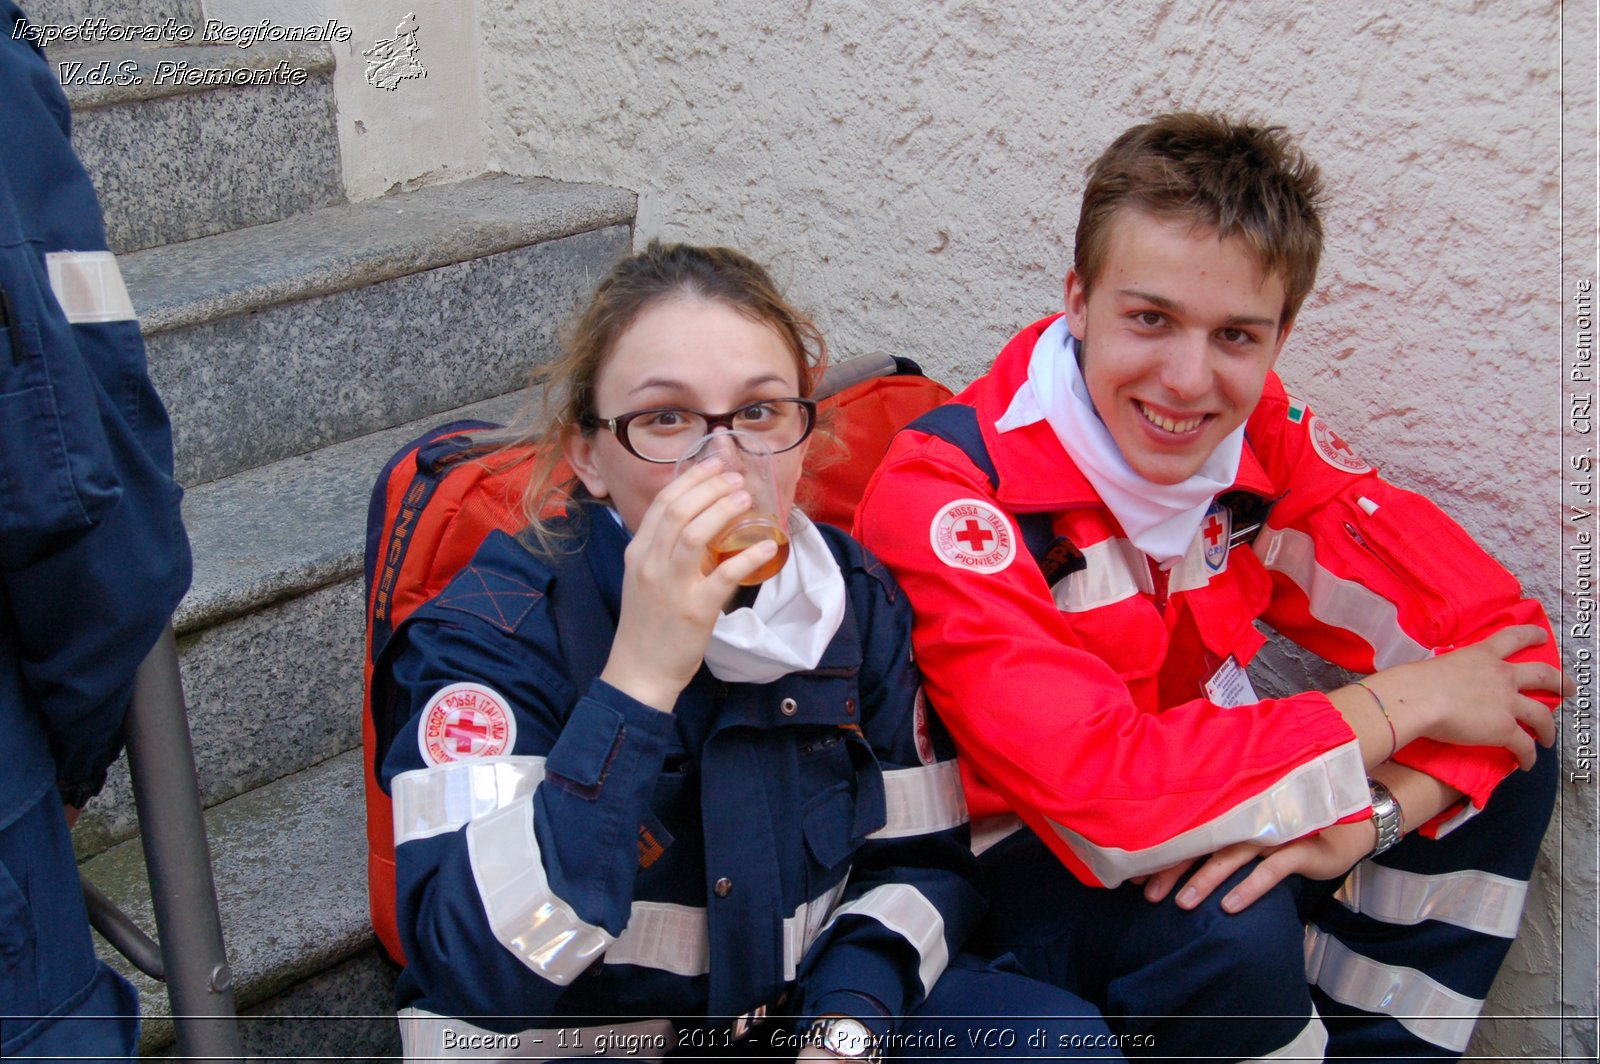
top-left (855, 113), bottom-right (1565, 1060)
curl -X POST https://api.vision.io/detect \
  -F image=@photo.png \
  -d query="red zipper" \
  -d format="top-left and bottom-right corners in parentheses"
top-left (1151, 560), bottom-right (1171, 611)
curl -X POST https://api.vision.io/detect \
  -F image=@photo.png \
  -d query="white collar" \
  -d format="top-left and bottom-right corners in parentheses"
top-left (995, 317), bottom-right (1243, 566)
top-left (703, 511), bottom-right (847, 683)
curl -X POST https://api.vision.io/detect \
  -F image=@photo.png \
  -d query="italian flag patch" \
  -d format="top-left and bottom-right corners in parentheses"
top-left (1286, 396), bottom-right (1307, 424)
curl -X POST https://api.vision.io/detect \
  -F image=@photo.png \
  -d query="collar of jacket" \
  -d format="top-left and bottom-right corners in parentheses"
top-left (959, 314), bottom-right (1279, 512)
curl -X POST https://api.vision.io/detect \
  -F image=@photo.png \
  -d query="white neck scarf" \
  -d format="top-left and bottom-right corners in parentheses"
top-left (994, 317), bottom-right (1244, 566)
top-left (704, 511), bottom-right (847, 684)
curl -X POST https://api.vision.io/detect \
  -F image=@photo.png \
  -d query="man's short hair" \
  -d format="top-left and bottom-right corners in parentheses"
top-left (1074, 112), bottom-right (1325, 324)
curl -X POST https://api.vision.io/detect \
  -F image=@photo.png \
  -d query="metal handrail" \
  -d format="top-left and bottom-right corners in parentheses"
top-left (83, 622), bottom-right (244, 1061)
top-left (81, 873), bottom-right (164, 979)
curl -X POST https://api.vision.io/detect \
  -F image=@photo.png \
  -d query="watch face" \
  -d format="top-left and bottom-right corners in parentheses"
top-left (824, 1018), bottom-right (872, 1058)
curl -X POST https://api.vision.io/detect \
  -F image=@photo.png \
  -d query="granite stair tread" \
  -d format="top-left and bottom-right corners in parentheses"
top-left (20, 0), bottom-right (201, 49)
top-left (125, 174), bottom-right (637, 335)
top-left (130, 177), bottom-right (630, 486)
top-left (84, 748), bottom-right (384, 1051)
top-left (56, 22), bottom-right (343, 254)
top-left (176, 388), bottom-right (530, 634)
top-left (55, 38), bottom-right (335, 109)
top-left (71, 389), bottom-right (531, 858)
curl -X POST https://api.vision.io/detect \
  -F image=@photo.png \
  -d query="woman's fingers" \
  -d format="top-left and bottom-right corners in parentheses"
top-left (708, 537), bottom-right (780, 588)
top-left (1173, 844), bottom-right (1263, 911)
top-left (1479, 624), bottom-right (1549, 658)
top-left (1140, 858), bottom-right (1195, 904)
top-left (1516, 692), bottom-right (1558, 747)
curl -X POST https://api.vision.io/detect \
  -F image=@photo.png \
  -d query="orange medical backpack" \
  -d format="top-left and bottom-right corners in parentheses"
top-left (360, 355), bottom-right (953, 964)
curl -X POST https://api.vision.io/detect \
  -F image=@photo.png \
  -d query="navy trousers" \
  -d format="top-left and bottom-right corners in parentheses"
top-left (0, 790), bottom-right (139, 1060)
top-left (972, 747), bottom-right (1557, 1063)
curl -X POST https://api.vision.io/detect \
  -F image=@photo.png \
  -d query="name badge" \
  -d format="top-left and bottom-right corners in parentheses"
top-left (1204, 655), bottom-right (1259, 709)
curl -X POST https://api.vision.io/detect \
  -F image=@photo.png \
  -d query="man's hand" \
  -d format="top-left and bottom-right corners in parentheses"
top-left (64, 803), bottom-right (81, 829)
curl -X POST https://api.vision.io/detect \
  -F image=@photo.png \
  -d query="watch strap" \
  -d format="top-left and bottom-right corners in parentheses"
top-left (1368, 778), bottom-right (1404, 857)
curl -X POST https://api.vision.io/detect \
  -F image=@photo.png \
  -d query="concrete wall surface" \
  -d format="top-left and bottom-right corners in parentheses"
top-left (475, 0), bottom-right (1595, 1056)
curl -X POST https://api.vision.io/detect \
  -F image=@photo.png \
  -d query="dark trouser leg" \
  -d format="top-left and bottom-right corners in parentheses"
top-left (971, 831), bottom-right (1317, 1063)
top-left (0, 790), bottom-right (140, 1060)
top-left (897, 951), bottom-right (1125, 1060)
top-left (1301, 746), bottom-right (1558, 1062)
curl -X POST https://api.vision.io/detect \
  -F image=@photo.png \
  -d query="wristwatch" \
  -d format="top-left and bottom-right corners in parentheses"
top-left (807, 1016), bottom-right (883, 1064)
top-left (1368, 778), bottom-right (1405, 857)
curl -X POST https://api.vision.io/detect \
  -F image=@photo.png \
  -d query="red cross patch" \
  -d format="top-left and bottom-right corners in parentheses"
top-left (420, 682), bottom-right (516, 765)
top-left (1202, 501), bottom-right (1230, 573)
top-left (1307, 415), bottom-right (1372, 475)
top-left (930, 498), bottom-right (1016, 573)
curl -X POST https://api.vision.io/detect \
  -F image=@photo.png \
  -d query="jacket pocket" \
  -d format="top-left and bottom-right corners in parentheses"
top-left (0, 288), bottom-right (121, 557)
top-left (801, 780), bottom-right (858, 874)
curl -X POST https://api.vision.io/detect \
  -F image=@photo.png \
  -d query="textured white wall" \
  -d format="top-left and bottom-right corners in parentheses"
top-left (326, 0), bottom-right (485, 200)
top-left (473, 0), bottom-right (1593, 1055)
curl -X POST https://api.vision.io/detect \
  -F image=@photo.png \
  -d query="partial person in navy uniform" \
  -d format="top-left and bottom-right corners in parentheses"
top-left (0, 2), bottom-right (191, 1058)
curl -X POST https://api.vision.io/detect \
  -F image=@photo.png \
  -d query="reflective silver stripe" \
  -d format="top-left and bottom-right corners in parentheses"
top-left (430, 767), bottom-right (858, 984)
top-left (608, 901), bottom-right (710, 976)
top-left (1244, 1007), bottom-right (1327, 1061)
top-left (602, 880), bottom-right (849, 980)
top-left (1432, 800), bottom-right (1480, 838)
top-left (1044, 740), bottom-right (1368, 885)
top-left (392, 757), bottom-right (547, 845)
top-left (45, 250), bottom-right (136, 323)
top-left (869, 761), bottom-right (968, 839)
top-left (1254, 527), bottom-right (1430, 670)
top-left (1167, 524), bottom-right (1222, 594)
top-left (466, 795), bottom-right (615, 985)
top-left (785, 877), bottom-right (851, 979)
top-left (1335, 861), bottom-right (1528, 938)
top-left (1050, 537), bottom-right (1150, 612)
top-left (969, 813), bottom-right (1025, 856)
top-left (1304, 926), bottom-right (1481, 1052)
top-left (824, 882), bottom-right (948, 995)
top-left (398, 1008), bottom-right (674, 1061)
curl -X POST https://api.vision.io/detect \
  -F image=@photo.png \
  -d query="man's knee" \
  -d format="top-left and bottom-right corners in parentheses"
top-left (1108, 863), bottom-right (1307, 1023)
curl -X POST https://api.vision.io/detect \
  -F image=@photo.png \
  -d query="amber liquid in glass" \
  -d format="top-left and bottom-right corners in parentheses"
top-left (707, 518), bottom-right (791, 585)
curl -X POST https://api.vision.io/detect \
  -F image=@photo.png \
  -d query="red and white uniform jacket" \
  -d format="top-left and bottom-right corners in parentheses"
top-left (855, 315), bottom-right (1557, 888)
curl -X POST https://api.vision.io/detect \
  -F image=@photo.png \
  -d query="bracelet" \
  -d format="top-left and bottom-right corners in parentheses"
top-left (1353, 679), bottom-right (1398, 761)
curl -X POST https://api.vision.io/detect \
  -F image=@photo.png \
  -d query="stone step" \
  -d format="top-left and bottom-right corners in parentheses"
top-left (19, 0), bottom-right (201, 50)
top-left (84, 748), bottom-right (399, 1055)
top-left (73, 389), bottom-right (531, 859)
top-left (57, 37), bottom-right (343, 254)
top-left (123, 173), bottom-right (634, 486)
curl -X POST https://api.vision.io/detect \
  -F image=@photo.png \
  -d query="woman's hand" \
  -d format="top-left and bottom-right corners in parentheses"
top-left (1149, 763), bottom-right (1463, 914)
top-left (599, 457), bottom-right (779, 712)
top-left (1186, 823), bottom-right (1376, 914)
top-left (1141, 823), bottom-right (1373, 916)
top-left (1333, 625), bottom-right (1567, 770)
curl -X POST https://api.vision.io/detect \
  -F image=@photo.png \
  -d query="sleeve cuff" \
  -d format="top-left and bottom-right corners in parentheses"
top-left (798, 990), bottom-right (893, 1040)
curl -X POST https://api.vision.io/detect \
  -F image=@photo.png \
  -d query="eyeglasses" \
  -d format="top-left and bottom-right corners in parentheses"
top-left (585, 397), bottom-right (818, 463)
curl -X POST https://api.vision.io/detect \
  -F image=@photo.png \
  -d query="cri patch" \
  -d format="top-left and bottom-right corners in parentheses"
top-left (419, 682), bottom-right (517, 765)
top-left (930, 499), bottom-right (1017, 573)
top-left (1307, 415), bottom-right (1372, 475)
top-left (1201, 501), bottom-right (1231, 574)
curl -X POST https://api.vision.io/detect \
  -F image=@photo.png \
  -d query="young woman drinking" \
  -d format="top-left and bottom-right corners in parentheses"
top-left (372, 242), bottom-right (1120, 1062)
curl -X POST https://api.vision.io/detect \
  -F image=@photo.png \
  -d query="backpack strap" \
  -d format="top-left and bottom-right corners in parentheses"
top-left (905, 405), bottom-right (1272, 586)
top-left (363, 418), bottom-right (501, 653)
top-left (906, 405), bottom-right (1075, 582)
